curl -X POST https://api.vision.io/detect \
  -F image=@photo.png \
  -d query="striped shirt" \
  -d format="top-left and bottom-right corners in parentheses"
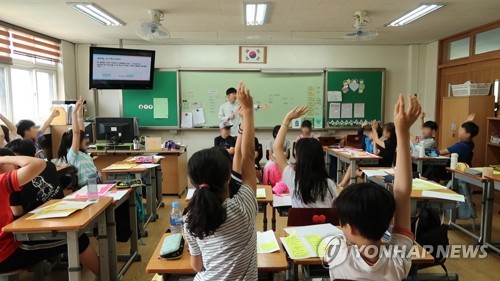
top-left (67, 148), bottom-right (98, 187)
top-left (184, 184), bottom-right (258, 281)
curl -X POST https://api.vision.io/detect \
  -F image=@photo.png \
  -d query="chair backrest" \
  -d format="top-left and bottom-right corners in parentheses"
top-left (344, 135), bottom-right (362, 149)
top-left (318, 136), bottom-right (339, 147)
top-left (287, 207), bottom-right (339, 227)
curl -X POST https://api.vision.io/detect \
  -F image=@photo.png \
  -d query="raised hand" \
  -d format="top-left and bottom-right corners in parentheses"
top-left (421, 112), bottom-right (426, 120)
top-left (237, 81), bottom-right (254, 111)
top-left (466, 113), bottom-right (475, 122)
top-left (394, 94), bottom-right (422, 131)
top-left (372, 121), bottom-right (379, 131)
top-left (51, 108), bottom-right (60, 118)
top-left (284, 106), bottom-right (308, 123)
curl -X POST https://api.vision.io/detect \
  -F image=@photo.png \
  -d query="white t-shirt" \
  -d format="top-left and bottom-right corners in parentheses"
top-left (329, 229), bottom-right (414, 281)
top-left (184, 184), bottom-right (258, 281)
top-left (282, 165), bottom-right (337, 208)
top-left (0, 132), bottom-right (21, 148)
top-left (266, 139), bottom-right (290, 155)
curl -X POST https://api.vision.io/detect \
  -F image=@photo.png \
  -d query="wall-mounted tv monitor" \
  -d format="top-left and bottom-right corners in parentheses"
top-left (89, 47), bottom-right (155, 89)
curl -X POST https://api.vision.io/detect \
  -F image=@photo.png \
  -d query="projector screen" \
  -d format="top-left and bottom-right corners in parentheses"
top-left (89, 47), bottom-right (155, 89)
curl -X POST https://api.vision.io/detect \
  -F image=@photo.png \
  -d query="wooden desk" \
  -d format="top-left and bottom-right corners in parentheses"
top-left (146, 233), bottom-right (288, 276)
top-left (2, 198), bottom-right (114, 281)
top-left (367, 176), bottom-right (460, 215)
top-left (101, 162), bottom-right (158, 234)
top-left (324, 146), bottom-right (381, 185)
top-left (89, 148), bottom-right (188, 197)
top-left (412, 156), bottom-right (449, 175)
top-left (185, 185), bottom-right (273, 231)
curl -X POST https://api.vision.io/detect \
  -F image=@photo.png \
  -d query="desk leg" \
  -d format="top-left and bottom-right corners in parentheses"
top-left (262, 203), bottom-right (268, 231)
top-left (336, 156), bottom-right (342, 184)
top-left (417, 160), bottom-right (423, 175)
top-left (97, 212), bottom-right (111, 281)
top-left (478, 181), bottom-right (489, 245)
top-left (129, 190), bottom-right (140, 259)
top-left (271, 206), bottom-right (276, 232)
top-left (483, 181), bottom-right (494, 246)
top-left (144, 170), bottom-right (156, 223)
top-left (104, 206), bottom-right (118, 281)
top-left (155, 166), bottom-right (164, 209)
top-left (67, 231), bottom-right (81, 281)
top-left (349, 160), bottom-right (357, 185)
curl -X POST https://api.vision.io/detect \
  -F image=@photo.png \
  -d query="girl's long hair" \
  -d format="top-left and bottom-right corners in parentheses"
top-left (1, 125), bottom-right (10, 143)
top-left (294, 138), bottom-right (330, 204)
top-left (57, 129), bottom-right (85, 161)
top-left (185, 147), bottom-right (231, 239)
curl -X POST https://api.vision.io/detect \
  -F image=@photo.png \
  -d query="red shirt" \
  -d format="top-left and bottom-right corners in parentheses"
top-left (0, 170), bottom-right (21, 263)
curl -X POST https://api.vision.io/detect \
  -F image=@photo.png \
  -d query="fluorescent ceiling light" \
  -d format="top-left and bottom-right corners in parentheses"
top-left (67, 2), bottom-right (125, 26)
top-left (387, 3), bottom-right (444, 27)
top-left (245, 3), bottom-right (268, 26)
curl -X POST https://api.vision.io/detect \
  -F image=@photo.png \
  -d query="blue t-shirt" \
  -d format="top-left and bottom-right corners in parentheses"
top-left (448, 141), bottom-right (474, 165)
top-left (364, 137), bottom-right (374, 153)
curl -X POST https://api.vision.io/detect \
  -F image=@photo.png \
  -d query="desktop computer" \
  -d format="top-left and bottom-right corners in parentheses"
top-left (95, 117), bottom-right (140, 148)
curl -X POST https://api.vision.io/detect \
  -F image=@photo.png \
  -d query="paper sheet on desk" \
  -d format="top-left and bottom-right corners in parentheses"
top-left (185, 189), bottom-right (196, 201)
top-left (64, 184), bottom-right (115, 199)
top-left (28, 201), bottom-right (93, 219)
top-left (361, 168), bottom-right (394, 177)
top-left (421, 190), bottom-right (465, 202)
top-left (257, 230), bottom-right (280, 254)
top-left (412, 179), bottom-right (446, 190)
top-left (272, 194), bottom-right (291, 207)
top-left (280, 235), bottom-right (323, 259)
top-left (284, 224), bottom-right (342, 239)
top-left (133, 163), bottom-right (161, 169)
top-left (256, 188), bottom-right (266, 198)
top-left (103, 163), bottom-right (138, 170)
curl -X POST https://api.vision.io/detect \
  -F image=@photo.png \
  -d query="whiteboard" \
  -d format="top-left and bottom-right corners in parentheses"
top-left (180, 71), bottom-right (324, 128)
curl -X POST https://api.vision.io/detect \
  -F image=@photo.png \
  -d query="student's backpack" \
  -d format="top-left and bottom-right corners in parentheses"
top-left (411, 204), bottom-right (450, 275)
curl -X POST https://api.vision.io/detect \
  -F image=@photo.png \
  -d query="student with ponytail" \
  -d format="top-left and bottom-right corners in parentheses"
top-left (57, 97), bottom-right (100, 188)
top-left (184, 81), bottom-right (258, 280)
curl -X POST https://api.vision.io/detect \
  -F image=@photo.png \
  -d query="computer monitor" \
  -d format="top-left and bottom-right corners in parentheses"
top-left (95, 117), bottom-right (140, 144)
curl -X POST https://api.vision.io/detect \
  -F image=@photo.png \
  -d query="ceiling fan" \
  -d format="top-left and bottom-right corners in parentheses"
top-left (134, 10), bottom-right (170, 42)
top-left (343, 10), bottom-right (378, 41)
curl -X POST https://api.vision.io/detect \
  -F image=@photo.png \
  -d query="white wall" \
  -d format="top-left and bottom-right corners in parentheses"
top-left (71, 43), bottom-right (438, 158)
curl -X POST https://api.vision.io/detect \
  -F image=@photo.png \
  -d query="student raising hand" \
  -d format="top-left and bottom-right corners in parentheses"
top-left (393, 94), bottom-right (421, 231)
top-left (236, 81), bottom-right (256, 191)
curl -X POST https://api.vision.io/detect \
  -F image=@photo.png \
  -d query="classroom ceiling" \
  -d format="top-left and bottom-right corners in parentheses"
top-left (0, 0), bottom-right (499, 45)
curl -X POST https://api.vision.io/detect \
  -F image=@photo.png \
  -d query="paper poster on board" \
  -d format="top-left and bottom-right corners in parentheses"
top-left (329, 103), bottom-right (341, 119)
top-left (341, 103), bottom-right (353, 119)
top-left (354, 103), bottom-right (365, 118)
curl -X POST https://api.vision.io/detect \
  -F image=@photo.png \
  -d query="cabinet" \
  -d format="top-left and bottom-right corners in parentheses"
top-left (440, 95), bottom-right (495, 166)
top-left (485, 117), bottom-right (500, 165)
top-left (160, 151), bottom-right (188, 196)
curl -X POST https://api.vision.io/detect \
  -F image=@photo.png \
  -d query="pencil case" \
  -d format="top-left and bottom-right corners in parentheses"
top-left (160, 233), bottom-right (184, 260)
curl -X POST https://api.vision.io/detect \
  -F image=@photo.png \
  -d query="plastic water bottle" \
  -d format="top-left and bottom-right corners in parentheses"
top-left (87, 173), bottom-right (98, 201)
top-left (170, 202), bottom-right (183, 234)
top-left (450, 153), bottom-right (459, 169)
top-left (418, 141), bottom-right (426, 157)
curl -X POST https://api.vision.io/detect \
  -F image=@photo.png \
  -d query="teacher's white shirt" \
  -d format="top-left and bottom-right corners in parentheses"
top-left (218, 101), bottom-right (259, 136)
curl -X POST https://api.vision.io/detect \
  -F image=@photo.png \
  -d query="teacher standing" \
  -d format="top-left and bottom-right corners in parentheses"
top-left (218, 87), bottom-right (269, 136)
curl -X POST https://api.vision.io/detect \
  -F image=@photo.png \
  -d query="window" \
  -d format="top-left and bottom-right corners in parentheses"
top-left (9, 66), bottom-right (57, 122)
top-left (475, 28), bottom-right (500, 55)
top-left (0, 23), bottom-right (61, 123)
top-left (447, 37), bottom-right (470, 60)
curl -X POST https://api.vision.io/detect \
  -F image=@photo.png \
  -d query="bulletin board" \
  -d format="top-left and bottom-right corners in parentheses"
top-left (179, 71), bottom-right (324, 128)
top-left (122, 70), bottom-right (179, 127)
top-left (325, 69), bottom-right (385, 128)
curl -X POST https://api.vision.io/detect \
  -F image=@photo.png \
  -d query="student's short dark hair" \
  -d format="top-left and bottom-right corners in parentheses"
top-left (383, 122), bottom-right (397, 140)
top-left (301, 120), bottom-right (312, 129)
top-left (16, 119), bottom-right (36, 137)
top-left (362, 124), bottom-right (372, 132)
top-left (423, 121), bottom-right (438, 131)
top-left (0, 148), bottom-right (15, 156)
top-left (5, 139), bottom-right (36, 157)
top-left (334, 183), bottom-right (396, 241)
top-left (461, 121), bottom-right (479, 138)
top-left (226, 87), bottom-right (237, 95)
top-left (272, 125), bottom-right (281, 138)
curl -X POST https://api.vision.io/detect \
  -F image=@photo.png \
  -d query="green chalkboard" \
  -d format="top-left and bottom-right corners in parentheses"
top-left (180, 71), bottom-right (324, 128)
top-left (122, 71), bottom-right (178, 127)
top-left (326, 69), bottom-right (384, 128)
